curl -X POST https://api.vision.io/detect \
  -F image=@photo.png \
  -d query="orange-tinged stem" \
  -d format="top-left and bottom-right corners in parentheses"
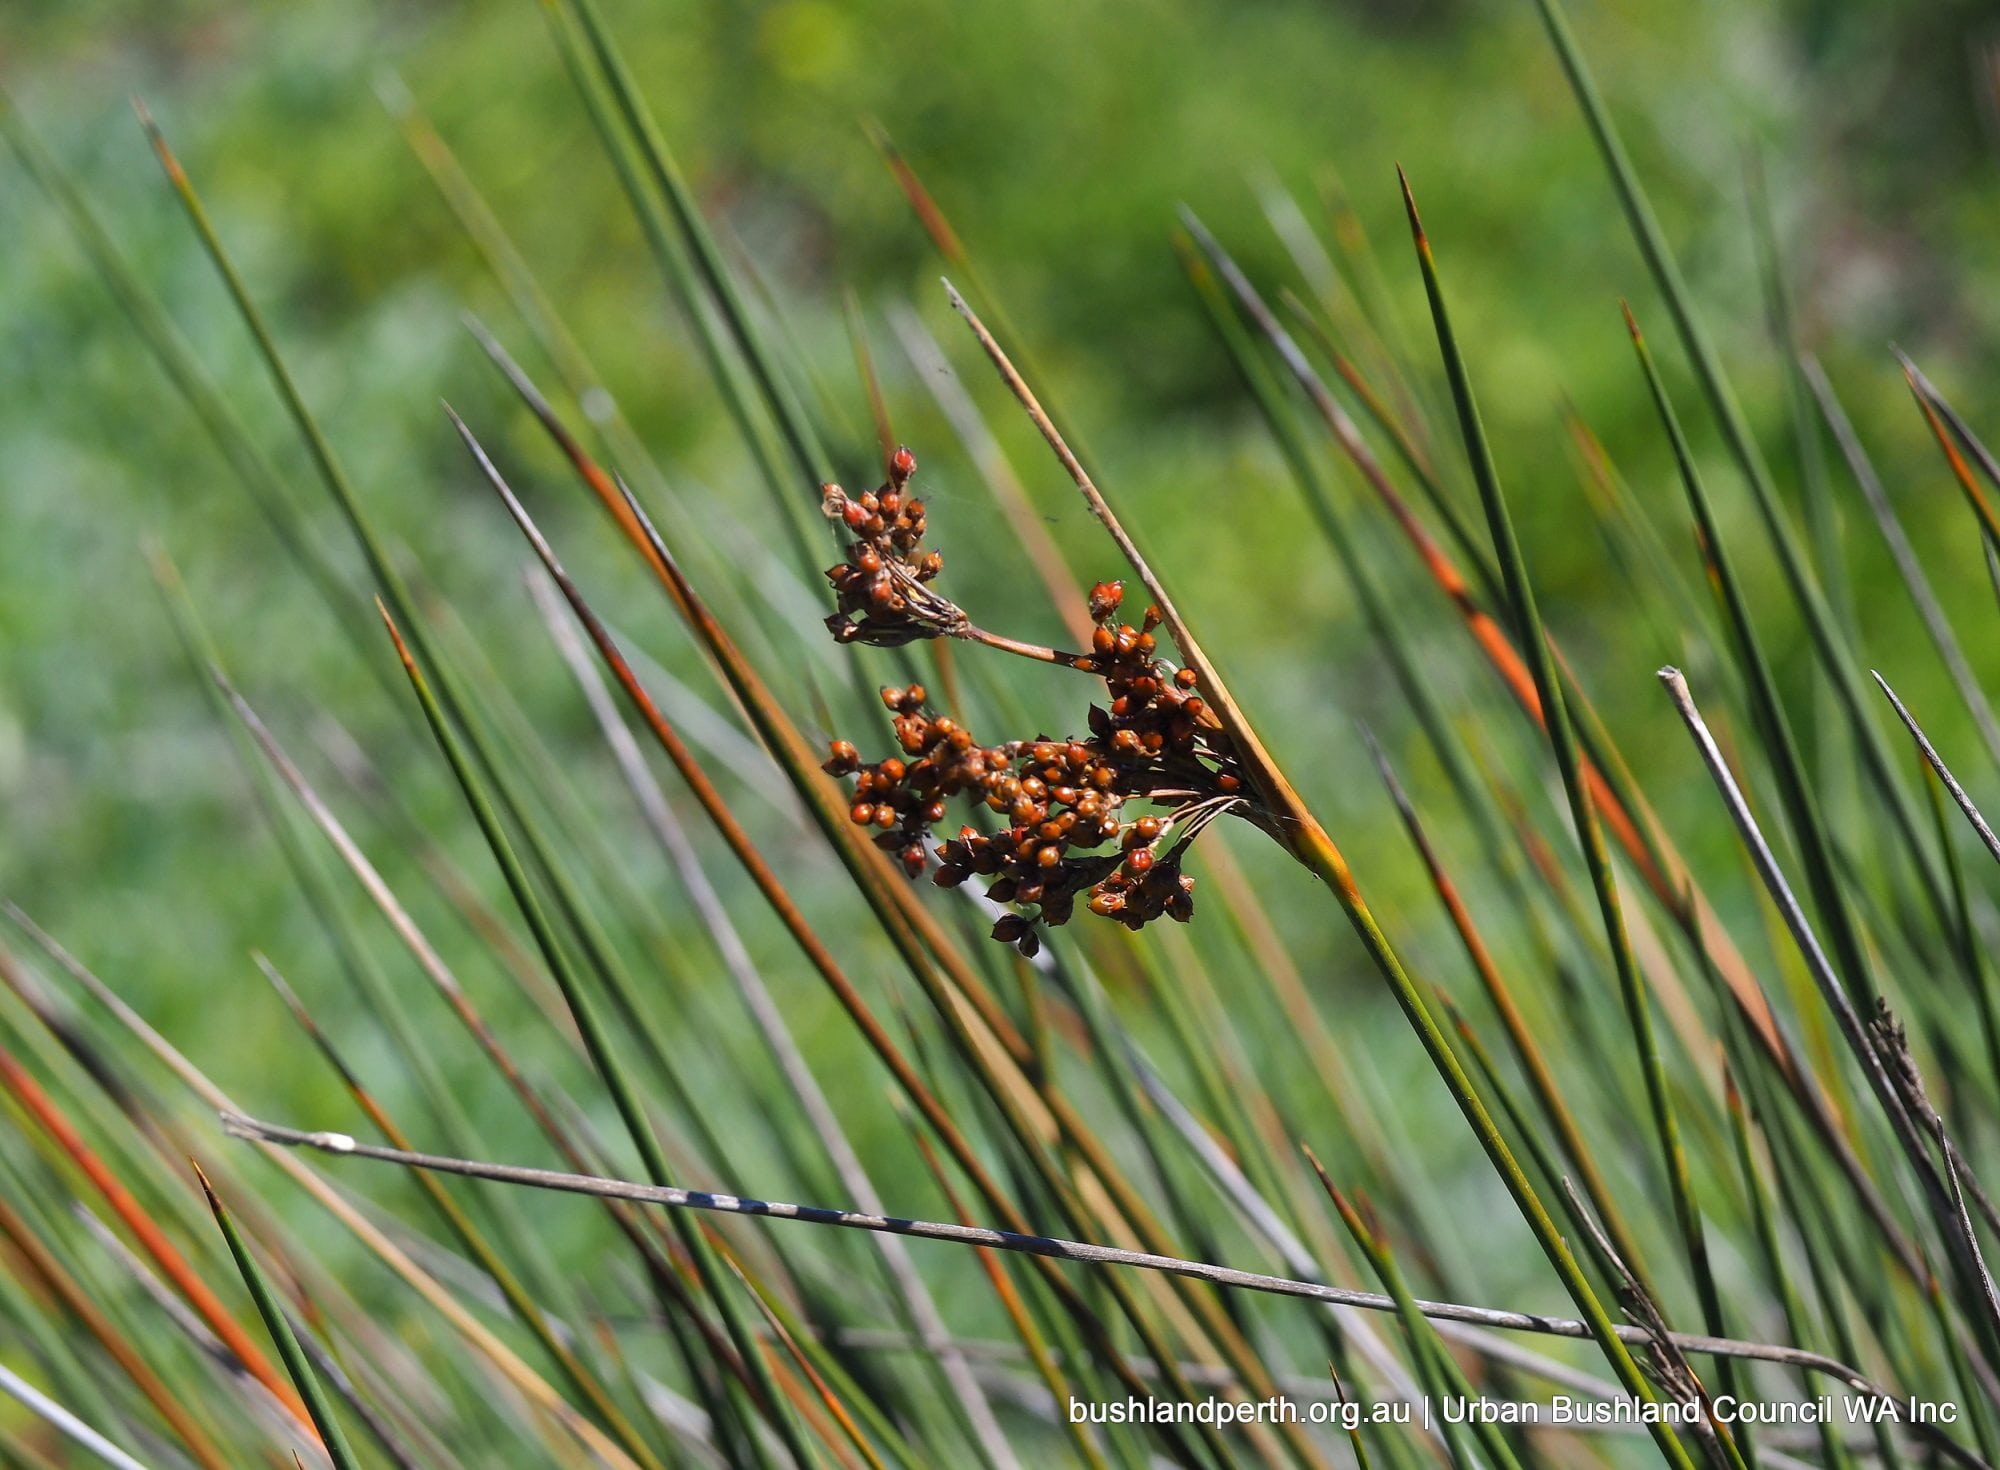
top-left (0, 1041), bottom-right (313, 1433)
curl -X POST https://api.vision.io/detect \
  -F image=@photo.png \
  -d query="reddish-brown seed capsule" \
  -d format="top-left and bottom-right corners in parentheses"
top-left (890, 445), bottom-right (917, 484)
top-left (1088, 580), bottom-right (1125, 622)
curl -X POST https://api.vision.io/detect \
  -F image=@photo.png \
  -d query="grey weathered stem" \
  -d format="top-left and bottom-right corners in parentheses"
top-left (223, 1107), bottom-right (1969, 1453)
top-left (1874, 670), bottom-right (2000, 869)
top-left (1804, 357), bottom-right (2000, 772)
top-left (1658, 666), bottom-right (2000, 1362)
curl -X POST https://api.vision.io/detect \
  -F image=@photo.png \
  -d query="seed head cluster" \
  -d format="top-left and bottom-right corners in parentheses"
top-left (821, 447), bottom-right (966, 646)
top-left (822, 561), bottom-right (1246, 955)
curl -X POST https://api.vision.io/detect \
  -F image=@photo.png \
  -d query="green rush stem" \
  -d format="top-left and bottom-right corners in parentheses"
top-left (193, 1165), bottom-right (359, 1470)
top-left (558, 0), bottom-right (830, 493)
top-left (1737, 1028), bottom-right (1925, 1470)
top-left (468, 426), bottom-right (1223, 1469)
top-left (1311, 1164), bottom-right (1525, 1470)
top-left (0, 1242), bottom-right (138, 1460)
top-left (716, 1241), bottom-right (891, 1470)
top-left (257, 958), bottom-right (672, 1470)
top-left (1564, 407), bottom-right (1723, 648)
top-left (1333, 728), bottom-right (1706, 1461)
top-left (1188, 207), bottom-right (1742, 1047)
top-left (137, 103), bottom-right (788, 1454)
top-left (0, 1159), bottom-right (235, 1469)
top-left (536, 579), bottom-right (1017, 1470)
top-left (945, 271), bottom-right (1695, 1469)
top-left (1723, 1066), bottom-right (1833, 1470)
top-left (533, 0), bottom-right (823, 584)
top-left (1628, 311), bottom-right (1879, 1005)
top-left (1403, 177), bottom-right (1719, 1383)
top-left (162, 569), bottom-right (656, 1423)
top-left (1440, 994), bottom-right (1615, 1267)
top-left (1899, 357), bottom-right (2000, 553)
top-left (379, 607), bottom-right (811, 1470)
top-left (220, 676), bottom-right (761, 1431)
top-left (1918, 766), bottom-right (2000, 1098)
top-left (1663, 668), bottom-right (2000, 1376)
top-left (156, 563), bottom-right (535, 1246)
top-left (6, 936), bottom-right (656, 1470)
top-left (1280, 295), bottom-right (1500, 610)
top-left (1376, 740), bottom-right (1658, 1301)
top-left (1528, 0), bottom-right (1953, 936)
top-left (496, 348), bottom-right (1323, 1465)
top-left (908, 1127), bottom-right (1111, 1470)
top-left (1806, 358), bottom-right (2000, 774)
top-left (1177, 232), bottom-right (1515, 876)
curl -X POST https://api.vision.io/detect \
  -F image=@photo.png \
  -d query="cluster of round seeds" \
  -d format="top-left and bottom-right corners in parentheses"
top-left (933, 733), bottom-right (1134, 949)
top-left (822, 684), bottom-right (1003, 881)
top-left (821, 448), bottom-right (963, 647)
top-left (1082, 580), bottom-right (1235, 791)
top-left (1086, 814), bottom-right (1196, 926)
top-left (823, 578), bottom-right (1244, 954)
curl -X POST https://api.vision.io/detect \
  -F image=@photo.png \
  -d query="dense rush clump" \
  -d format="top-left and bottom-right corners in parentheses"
top-left (820, 491), bottom-right (1249, 954)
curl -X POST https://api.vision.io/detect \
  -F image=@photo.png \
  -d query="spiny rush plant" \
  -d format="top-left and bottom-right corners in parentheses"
top-left (3, 0), bottom-right (2000, 1467)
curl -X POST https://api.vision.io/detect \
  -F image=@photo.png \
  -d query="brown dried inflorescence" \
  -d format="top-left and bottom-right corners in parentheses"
top-left (821, 447), bottom-right (967, 646)
top-left (818, 479), bottom-right (1250, 955)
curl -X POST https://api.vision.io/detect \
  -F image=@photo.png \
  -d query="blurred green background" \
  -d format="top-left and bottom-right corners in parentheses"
top-left (3, 0), bottom-right (1998, 1300)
